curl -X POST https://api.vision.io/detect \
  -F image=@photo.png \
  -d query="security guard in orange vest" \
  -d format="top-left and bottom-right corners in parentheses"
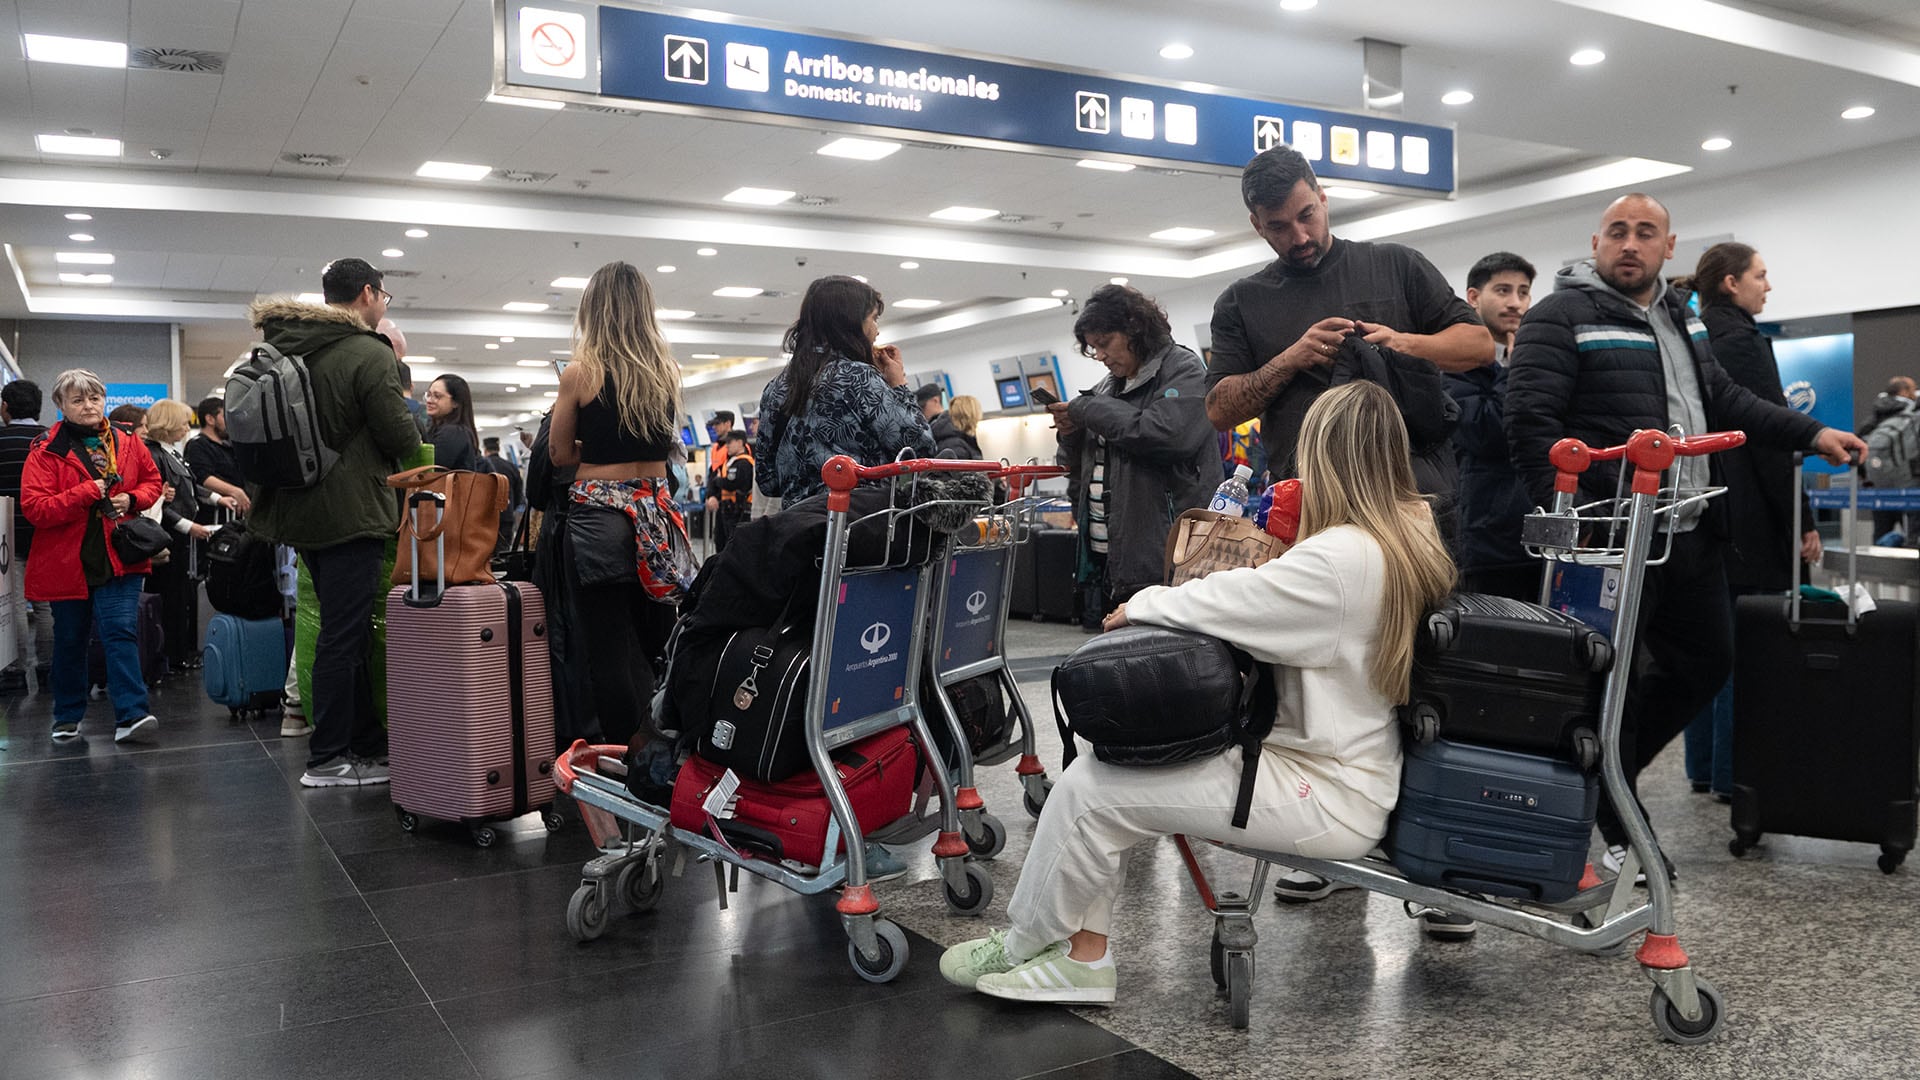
top-left (712, 428), bottom-right (754, 552)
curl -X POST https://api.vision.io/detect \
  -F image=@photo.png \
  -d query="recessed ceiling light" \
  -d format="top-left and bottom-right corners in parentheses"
top-left (696, 247), bottom-right (718, 256)
top-left (899, 261), bottom-right (920, 270)
top-left (712, 286), bottom-right (764, 298)
top-left (817, 137), bottom-right (903, 161)
top-left (382, 248), bottom-right (404, 258)
top-left (297, 292), bottom-right (325, 303)
top-left (1149, 226), bottom-right (1215, 242)
top-left (503, 301), bottom-right (549, 312)
top-left (484, 343), bottom-right (500, 350)
top-left (690, 352), bottom-right (722, 360)
top-left (1322, 186), bottom-right (1381, 201)
top-left (519, 384), bottom-right (534, 390)
top-left (722, 187), bottom-right (796, 206)
top-left (56, 252), bottom-right (114, 265)
top-left (1110, 277), bottom-right (1129, 286)
top-left (504, 386), bottom-right (517, 392)
top-left (404, 228), bottom-right (429, 238)
top-left (656, 308), bottom-right (696, 320)
top-left (64, 212), bottom-right (92, 221)
top-left (1842, 105), bottom-right (1876, 120)
top-left (68, 233), bottom-right (94, 242)
top-left (499, 336), bottom-right (515, 343)
top-left (1569, 48), bottom-right (1606, 66)
top-left (1441, 89), bottom-right (1475, 106)
top-left (23, 34), bottom-right (128, 68)
top-left (415, 160), bottom-right (492, 181)
top-left (36, 134), bottom-right (121, 157)
top-left (515, 359), bottom-right (547, 367)
top-left (1077, 159), bottom-right (1136, 172)
top-left (550, 276), bottom-right (589, 289)
top-left (1279, 0), bottom-right (1318, 10)
top-left (893, 298), bottom-right (941, 309)
top-left (1701, 136), bottom-right (1732, 152)
top-left (656, 265), bottom-right (676, 274)
top-left (1159, 43), bottom-right (1194, 60)
top-left (484, 92), bottom-right (564, 111)
top-left (929, 206), bottom-right (999, 222)
top-left (58, 272), bottom-right (113, 284)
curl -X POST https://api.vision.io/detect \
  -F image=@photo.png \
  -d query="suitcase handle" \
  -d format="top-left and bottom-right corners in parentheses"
top-left (405, 490), bottom-right (447, 607)
top-left (1791, 453), bottom-right (1856, 635)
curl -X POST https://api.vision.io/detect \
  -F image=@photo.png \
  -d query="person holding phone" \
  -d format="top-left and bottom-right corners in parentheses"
top-left (754, 275), bottom-right (935, 503)
top-left (1051, 284), bottom-right (1216, 629)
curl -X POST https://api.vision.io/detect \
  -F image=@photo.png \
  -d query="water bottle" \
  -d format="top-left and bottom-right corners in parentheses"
top-left (1208, 464), bottom-right (1254, 517)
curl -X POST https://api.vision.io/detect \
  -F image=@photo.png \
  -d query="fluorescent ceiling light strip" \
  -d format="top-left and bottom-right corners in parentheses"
top-left (550, 276), bottom-right (589, 288)
top-left (929, 206), bottom-right (999, 222)
top-left (891, 298), bottom-right (941, 309)
top-left (36, 134), bottom-right (121, 157)
top-left (485, 92), bottom-right (564, 111)
top-left (416, 161), bottom-right (492, 181)
top-left (818, 138), bottom-right (901, 161)
top-left (1077, 159), bottom-right (1136, 172)
top-left (1545, 0), bottom-right (1920, 87)
top-left (23, 34), bottom-right (127, 68)
top-left (56, 251), bottom-right (114, 265)
top-left (1335, 157), bottom-right (1695, 244)
top-left (722, 187), bottom-right (796, 206)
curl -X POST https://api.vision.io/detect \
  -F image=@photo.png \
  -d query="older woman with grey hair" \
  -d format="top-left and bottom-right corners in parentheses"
top-left (21, 369), bottom-right (166, 743)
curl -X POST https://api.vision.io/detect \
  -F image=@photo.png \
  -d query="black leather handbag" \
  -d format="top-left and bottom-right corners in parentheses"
top-left (693, 620), bottom-right (813, 783)
top-left (1051, 625), bottom-right (1277, 828)
top-left (110, 513), bottom-right (173, 564)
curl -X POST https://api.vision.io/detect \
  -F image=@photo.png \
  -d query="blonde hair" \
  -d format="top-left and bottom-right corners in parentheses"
top-left (1295, 382), bottom-right (1457, 703)
top-left (948, 395), bottom-right (982, 435)
top-left (50, 368), bottom-right (105, 411)
top-left (571, 261), bottom-right (682, 441)
top-left (146, 398), bottom-right (195, 443)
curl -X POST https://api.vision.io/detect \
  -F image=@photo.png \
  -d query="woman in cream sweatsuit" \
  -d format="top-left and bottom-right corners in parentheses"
top-left (942, 381), bottom-right (1456, 1004)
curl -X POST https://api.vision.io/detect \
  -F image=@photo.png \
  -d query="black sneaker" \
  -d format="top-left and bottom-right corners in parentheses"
top-left (1420, 910), bottom-right (1479, 941)
top-left (114, 715), bottom-right (158, 743)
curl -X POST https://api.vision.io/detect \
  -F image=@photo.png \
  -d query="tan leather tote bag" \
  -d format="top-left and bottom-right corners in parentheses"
top-left (388, 465), bottom-right (509, 588)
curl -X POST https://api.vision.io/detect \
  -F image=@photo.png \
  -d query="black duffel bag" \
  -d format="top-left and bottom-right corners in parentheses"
top-left (205, 520), bottom-right (283, 620)
top-left (1051, 625), bottom-right (1276, 828)
top-left (692, 620), bottom-right (813, 783)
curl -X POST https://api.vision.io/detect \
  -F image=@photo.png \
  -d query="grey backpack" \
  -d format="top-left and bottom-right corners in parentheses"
top-left (1864, 410), bottom-right (1920, 490)
top-left (224, 342), bottom-right (338, 489)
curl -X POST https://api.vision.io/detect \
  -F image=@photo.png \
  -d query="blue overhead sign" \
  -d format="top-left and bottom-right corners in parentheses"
top-left (500, 3), bottom-right (1455, 194)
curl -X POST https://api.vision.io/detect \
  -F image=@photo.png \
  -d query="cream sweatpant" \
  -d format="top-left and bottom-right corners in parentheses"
top-left (1003, 746), bottom-right (1378, 961)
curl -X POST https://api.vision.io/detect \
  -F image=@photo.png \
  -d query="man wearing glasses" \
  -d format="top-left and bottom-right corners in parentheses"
top-left (244, 257), bottom-right (422, 788)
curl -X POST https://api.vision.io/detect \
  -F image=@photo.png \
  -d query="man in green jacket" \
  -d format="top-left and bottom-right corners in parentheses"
top-left (247, 257), bottom-right (422, 788)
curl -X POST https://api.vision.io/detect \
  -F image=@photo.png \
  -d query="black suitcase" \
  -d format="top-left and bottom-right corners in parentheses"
top-left (1403, 592), bottom-right (1613, 769)
top-left (1009, 533), bottom-right (1040, 618)
top-left (1387, 736), bottom-right (1599, 903)
top-left (205, 520), bottom-right (283, 620)
top-left (924, 670), bottom-right (1011, 769)
top-left (692, 623), bottom-right (812, 783)
top-left (1730, 475), bottom-right (1918, 872)
top-left (89, 591), bottom-right (167, 688)
top-left (1034, 528), bottom-right (1078, 622)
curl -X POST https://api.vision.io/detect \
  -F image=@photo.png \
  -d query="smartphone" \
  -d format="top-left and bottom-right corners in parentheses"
top-left (1029, 386), bottom-right (1060, 407)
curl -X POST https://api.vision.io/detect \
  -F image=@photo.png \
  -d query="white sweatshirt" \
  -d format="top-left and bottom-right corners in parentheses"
top-left (1125, 523), bottom-right (1400, 840)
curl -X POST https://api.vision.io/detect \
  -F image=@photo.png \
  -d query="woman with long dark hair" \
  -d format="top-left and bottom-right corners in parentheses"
top-left (755, 275), bottom-right (934, 503)
top-left (423, 373), bottom-right (483, 472)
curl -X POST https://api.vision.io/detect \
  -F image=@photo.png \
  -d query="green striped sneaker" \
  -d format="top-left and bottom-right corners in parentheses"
top-left (939, 930), bottom-right (1019, 989)
top-left (973, 943), bottom-right (1116, 1005)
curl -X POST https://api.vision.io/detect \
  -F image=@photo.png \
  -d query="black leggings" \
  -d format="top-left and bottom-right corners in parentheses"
top-left (570, 578), bottom-right (677, 746)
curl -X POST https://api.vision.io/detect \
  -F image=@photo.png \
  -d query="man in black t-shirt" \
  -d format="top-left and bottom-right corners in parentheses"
top-left (185, 396), bottom-right (250, 516)
top-left (1205, 146), bottom-right (1493, 479)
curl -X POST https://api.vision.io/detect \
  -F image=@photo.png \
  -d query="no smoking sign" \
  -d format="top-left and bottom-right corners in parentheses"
top-left (518, 6), bottom-right (587, 80)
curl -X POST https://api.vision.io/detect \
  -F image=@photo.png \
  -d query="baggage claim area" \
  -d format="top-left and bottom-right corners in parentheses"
top-left (2, 2), bottom-right (1919, 1078)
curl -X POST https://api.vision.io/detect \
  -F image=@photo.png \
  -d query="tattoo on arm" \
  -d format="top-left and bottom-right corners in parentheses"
top-left (1207, 358), bottom-right (1295, 428)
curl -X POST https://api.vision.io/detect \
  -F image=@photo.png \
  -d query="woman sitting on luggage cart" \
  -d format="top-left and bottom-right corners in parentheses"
top-left (22, 368), bottom-right (166, 745)
top-left (548, 261), bottom-right (688, 769)
top-left (941, 381), bottom-right (1455, 1004)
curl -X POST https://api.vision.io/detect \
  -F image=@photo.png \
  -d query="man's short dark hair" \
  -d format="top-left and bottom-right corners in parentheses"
top-left (196, 396), bottom-right (224, 424)
top-left (483, 436), bottom-right (500, 452)
top-left (1467, 252), bottom-right (1538, 292)
top-left (2, 379), bottom-right (42, 422)
top-left (1890, 376), bottom-right (1916, 396)
top-left (321, 257), bottom-right (383, 305)
top-left (1241, 145), bottom-right (1319, 211)
top-left (712, 410), bottom-right (735, 425)
top-left (914, 384), bottom-right (943, 406)
top-left (1073, 284), bottom-right (1173, 364)
top-left (725, 429), bottom-right (749, 446)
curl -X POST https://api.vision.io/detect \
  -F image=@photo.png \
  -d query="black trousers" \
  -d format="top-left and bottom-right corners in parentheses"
top-left (1595, 529), bottom-right (1734, 845)
top-left (144, 540), bottom-right (200, 667)
top-left (302, 537), bottom-right (387, 769)
top-left (572, 578), bottom-right (677, 746)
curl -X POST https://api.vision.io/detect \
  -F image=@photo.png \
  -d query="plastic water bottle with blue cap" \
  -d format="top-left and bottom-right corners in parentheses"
top-left (1209, 464), bottom-right (1254, 518)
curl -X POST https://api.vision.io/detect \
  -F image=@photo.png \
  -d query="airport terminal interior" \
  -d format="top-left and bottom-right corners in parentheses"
top-left (3, 1), bottom-right (1920, 1077)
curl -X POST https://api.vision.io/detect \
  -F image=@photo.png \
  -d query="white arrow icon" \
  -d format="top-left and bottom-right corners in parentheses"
top-left (1254, 116), bottom-right (1283, 152)
top-left (670, 41), bottom-right (700, 76)
top-left (664, 35), bottom-right (707, 84)
top-left (1075, 91), bottom-right (1110, 134)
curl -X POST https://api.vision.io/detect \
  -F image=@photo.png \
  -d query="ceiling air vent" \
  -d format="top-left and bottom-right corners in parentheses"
top-left (571, 104), bottom-right (643, 117)
top-left (996, 213), bottom-right (1031, 224)
top-left (279, 152), bottom-right (347, 168)
top-left (381, 269), bottom-right (420, 279)
top-left (795, 194), bottom-right (836, 207)
top-left (492, 170), bottom-right (556, 184)
top-left (130, 47), bottom-right (227, 74)
top-left (906, 141), bottom-right (965, 152)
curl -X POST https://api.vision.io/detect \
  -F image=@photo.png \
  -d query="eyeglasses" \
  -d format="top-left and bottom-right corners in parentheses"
top-left (378, 288), bottom-right (393, 303)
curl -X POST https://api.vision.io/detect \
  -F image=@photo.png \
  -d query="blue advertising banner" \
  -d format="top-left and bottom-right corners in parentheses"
top-left (503, 3), bottom-right (1455, 193)
top-left (1773, 334), bottom-right (1854, 476)
top-left (822, 569), bottom-right (920, 733)
top-left (938, 549), bottom-right (1005, 673)
top-left (104, 383), bottom-right (168, 410)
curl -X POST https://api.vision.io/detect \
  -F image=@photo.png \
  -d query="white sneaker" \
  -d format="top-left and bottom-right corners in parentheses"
top-left (1272, 867), bottom-right (1361, 903)
top-left (280, 711), bottom-right (312, 738)
top-left (114, 715), bottom-right (158, 743)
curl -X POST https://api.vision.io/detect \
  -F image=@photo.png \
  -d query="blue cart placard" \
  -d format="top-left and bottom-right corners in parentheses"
top-left (939, 549), bottom-right (1005, 673)
top-left (823, 569), bottom-right (920, 732)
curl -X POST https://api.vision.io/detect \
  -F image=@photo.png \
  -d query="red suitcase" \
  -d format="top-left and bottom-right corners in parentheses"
top-left (669, 727), bottom-right (920, 870)
top-left (387, 492), bottom-right (557, 844)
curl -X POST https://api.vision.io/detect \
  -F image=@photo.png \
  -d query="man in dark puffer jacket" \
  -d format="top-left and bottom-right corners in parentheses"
top-left (1506, 193), bottom-right (1865, 877)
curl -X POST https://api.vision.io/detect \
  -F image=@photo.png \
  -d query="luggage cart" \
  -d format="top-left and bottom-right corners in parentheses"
top-left (923, 463), bottom-right (1069, 857)
top-left (554, 455), bottom-right (1004, 983)
top-left (1179, 429), bottom-right (1744, 1043)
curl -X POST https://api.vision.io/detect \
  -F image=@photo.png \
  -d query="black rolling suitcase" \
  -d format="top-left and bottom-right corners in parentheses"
top-left (1008, 532), bottom-right (1040, 618)
top-left (89, 591), bottom-right (167, 688)
top-left (1403, 593), bottom-right (1614, 769)
top-left (1034, 528), bottom-right (1078, 622)
top-left (1731, 466), bottom-right (1918, 873)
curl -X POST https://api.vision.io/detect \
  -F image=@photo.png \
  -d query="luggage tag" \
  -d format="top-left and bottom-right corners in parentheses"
top-left (702, 769), bottom-right (742, 819)
top-left (732, 644), bottom-right (777, 710)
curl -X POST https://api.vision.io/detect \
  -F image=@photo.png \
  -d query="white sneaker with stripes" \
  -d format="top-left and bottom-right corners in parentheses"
top-left (973, 942), bottom-right (1116, 1005)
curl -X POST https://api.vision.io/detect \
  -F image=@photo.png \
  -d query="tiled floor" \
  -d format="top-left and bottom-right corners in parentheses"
top-left (4, 618), bottom-right (1917, 1079)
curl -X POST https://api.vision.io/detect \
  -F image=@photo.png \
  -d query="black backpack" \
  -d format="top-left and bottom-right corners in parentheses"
top-left (205, 520), bottom-right (283, 620)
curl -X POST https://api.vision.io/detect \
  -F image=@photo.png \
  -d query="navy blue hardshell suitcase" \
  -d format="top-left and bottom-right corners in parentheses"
top-left (1387, 737), bottom-right (1599, 903)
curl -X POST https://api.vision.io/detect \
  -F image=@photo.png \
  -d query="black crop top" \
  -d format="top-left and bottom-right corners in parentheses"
top-left (576, 378), bottom-right (678, 464)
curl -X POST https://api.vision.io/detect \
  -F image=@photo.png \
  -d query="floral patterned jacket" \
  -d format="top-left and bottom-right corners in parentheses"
top-left (754, 354), bottom-right (935, 502)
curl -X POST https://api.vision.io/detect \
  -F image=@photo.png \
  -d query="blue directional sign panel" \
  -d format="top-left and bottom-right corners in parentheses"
top-left (502, 3), bottom-right (1454, 194)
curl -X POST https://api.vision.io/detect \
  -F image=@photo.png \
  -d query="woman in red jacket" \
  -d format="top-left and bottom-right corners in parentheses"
top-left (23, 369), bottom-right (165, 744)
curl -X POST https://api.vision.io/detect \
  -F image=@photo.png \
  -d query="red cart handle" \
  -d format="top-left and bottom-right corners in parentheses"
top-left (1548, 437), bottom-right (1625, 495)
top-left (1624, 429), bottom-right (1746, 495)
top-left (991, 463), bottom-right (1068, 495)
top-left (820, 454), bottom-right (1004, 511)
top-left (554, 739), bottom-right (628, 794)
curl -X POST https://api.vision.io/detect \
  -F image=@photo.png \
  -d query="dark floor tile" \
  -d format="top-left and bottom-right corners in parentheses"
top-left (0, 848), bottom-right (358, 942)
top-left (1024, 1049), bottom-right (1201, 1080)
top-left (0, 804), bottom-right (342, 896)
top-left (3, 943), bottom-right (427, 1077)
top-left (333, 826), bottom-right (588, 893)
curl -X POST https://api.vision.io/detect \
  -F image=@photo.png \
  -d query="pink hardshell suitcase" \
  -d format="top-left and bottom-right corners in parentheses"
top-left (387, 490), bottom-right (557, 845)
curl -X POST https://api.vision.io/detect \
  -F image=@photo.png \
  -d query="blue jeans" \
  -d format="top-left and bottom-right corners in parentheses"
top-left (51, 572), bottom-right (150, 728)
top-left (1683, 677), bottom-right (1735, 796)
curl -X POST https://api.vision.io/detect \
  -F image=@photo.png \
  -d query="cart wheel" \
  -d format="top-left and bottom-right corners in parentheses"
top-left (395, 808), bottom-right (418, 833)
top-left (967, 813), bottom-right (1008, 860)
top-left (1649, 976), bottom-right (1724, 1045)
top-left (1023, 778), bottom-right (1054, 819)
top-left (943, 861), bottom-right (995, 916)
top-left (471, 825), bottom-right (498, 848)
top-left (1226, 952), bottom-right (1254, 1029)
top-left (848, 918), bottom-right (910, 983)
top-left (566, 883), bottom-right (609, 942)
top-left (1209, 932), bottom-right (1227, 991)
top-left (1878, 849), bottom-right (1904, 874)
top-left (617, 859), bottom-right (664, 913)
top-left (542, 808), bottom-right (566, 833)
